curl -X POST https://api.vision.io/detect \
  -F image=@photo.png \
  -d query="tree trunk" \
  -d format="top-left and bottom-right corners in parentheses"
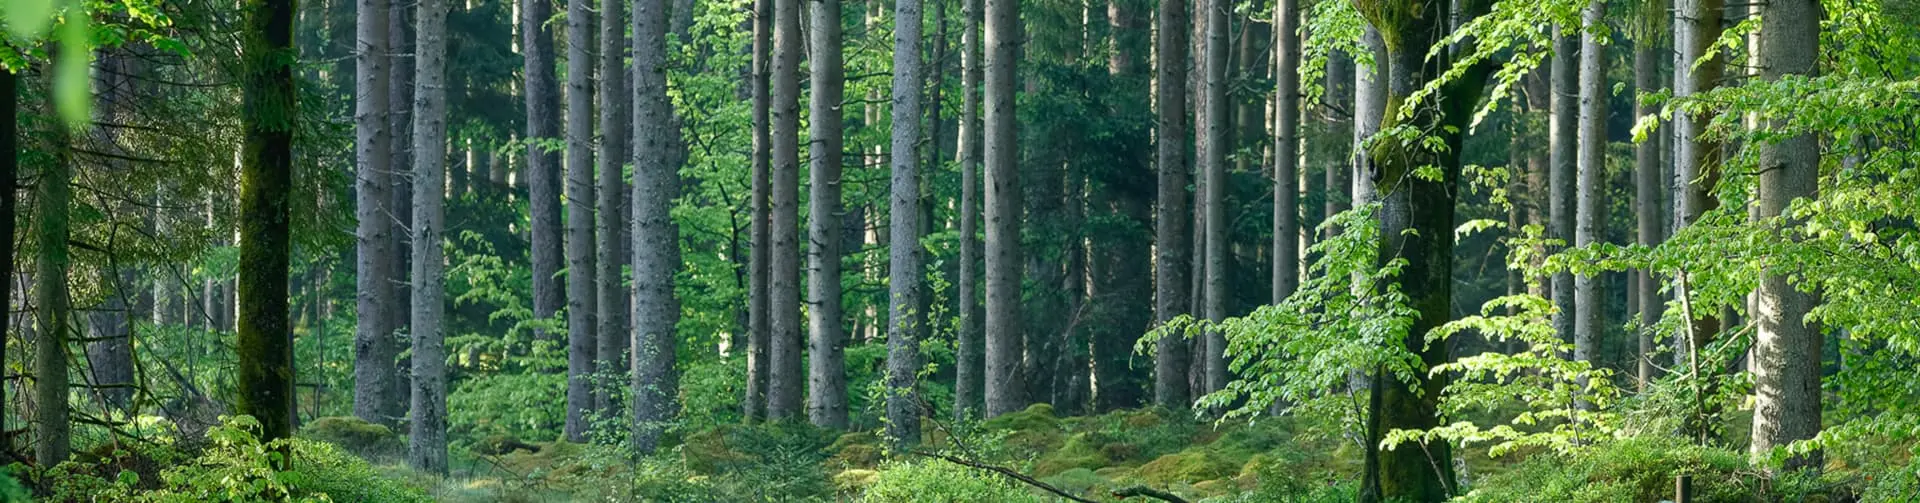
top-left (1200, 0), bottom-right (1229, 395)
top-left (632, 0), bottom-right (683, 453)
top-left (1088, 0), bottom-right (1152, 412)
top-left (954, 0), bottom-right (985, 420)
top-left (1272, 0), bottom-right (1299, 304)
top-left (808, 0), bottom-right (850, 430)
top-left (353, 0), bottom-right (403, 427)
top-left (1151, 0), bottom-right (1190, 410)
top-left (408, 0), bottom-right (450, 472)
top-left (524, 0), bottom-right (564, 343)
top-left (34, 96), bottom-right (73, 465)
top-left (982, 0), bottom-right (1025, 418)
top-left (1749, 0), bottom-right (1821, 472)
top-left (1573, 0), bottom-right (1606, 409)
top-left (1549, 26), bottom-right (1577, 353)
top-left (563, 0), bottom-right (599, 443)
top-left (1633, 9), bottom-right (1666, 390)
top-left (391, 0), bottom-right (415, 355)
top-left (598, 0), bottom-right (634, 418)
top-left (1672, 0), bottom-right (1723, 387)
top-left (87, 271), bottom-right (135, 410)
top-left (0, 69), bottom-right (13, 443)
top-left (885, 0), bottom-right (924, 445)
top-left (745, 0), bottom-right (773, 423)
top-left (237, 0), bottom-right (298, 447)
top-left (766, 0), bottom-right (804, 422)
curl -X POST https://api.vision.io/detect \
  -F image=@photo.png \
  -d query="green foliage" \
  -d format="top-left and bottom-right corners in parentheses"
top-left (858, 460), bottom-right (1045, 503)
top-left (1458, 437), bottom-right (1769, 502)
top-left (297, 416), bottom-right (404, 463)
top-left (145, 415), bottom-right (431, 502)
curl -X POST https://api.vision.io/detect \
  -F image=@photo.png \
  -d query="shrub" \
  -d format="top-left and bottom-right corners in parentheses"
top-left (1460, 436), bottom-right (1763, 503)
top-left (145, 415), bottom-right (432, 503)
top-left (859, 460), bottom-right (1045, 503)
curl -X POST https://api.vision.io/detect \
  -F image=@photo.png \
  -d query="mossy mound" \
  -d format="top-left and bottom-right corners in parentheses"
top-left (468, 434), bottom-right (540, 456)
top-left (681, 426), bottom-right (753, 474)
top-left (826, 432), bottom-right (885, 470)
top-left (1134, 449), bottom-right (1237, 487)
top-left (833, 468), bottom-right (881, 493)
top-left (1034, 433), bottom-right (1113, 476)
top-left (1040, 467), bottom-right (1115, 497)
top-left (982, 403), bottom-right (1060, 432)
top-left (300, 416), bottom-right (405, 461)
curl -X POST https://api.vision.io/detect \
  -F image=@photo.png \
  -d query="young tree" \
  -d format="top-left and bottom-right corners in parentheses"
top-left (1749, 0), bottom-right (1821, 472)
top-left (808, 0), bottom-right (850, 430)
top-left (632, 0), bottom-right (683, 454)
top-left (596, 0), bottom-right (633, 416)
top-left (352, 0), bottom-right (402, 427)
top-left (982, 0), bottom-right (1025, 418)
top-left (1199, 0), bottom-right (1228, 395)
top-left (524, 0), bottom-right (563, 343)
top-left (1151, 0), bottom-right (1191, 409)
top-left (745, 0), bottom-right (772, 423)
top-left (885, 0), bottom-right (925, 446)
top-left (766, 0), bottom-right (804, 422)
top-left (563, 0), bottom-right (598, 443)
top-left (408, 0), bottom-right (450, 472)
top-left (236, 0), bottom-right (298, 446)
top-left (1573, 0), bottom-right (1607, 406)
top-left (954, 0), bottom-right (985, 420)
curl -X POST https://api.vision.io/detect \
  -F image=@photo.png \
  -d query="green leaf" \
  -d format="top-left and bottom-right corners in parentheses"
top-left (3, 0), bottom-right (53, 38)
top-left (53, 9), bottom-right (90, 127)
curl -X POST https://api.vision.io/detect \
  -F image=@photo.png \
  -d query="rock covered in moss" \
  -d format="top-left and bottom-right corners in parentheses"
top-left (299, 416), bottom-right (405, 461)
top-left (1135, 449), bottom-right (1236, 486)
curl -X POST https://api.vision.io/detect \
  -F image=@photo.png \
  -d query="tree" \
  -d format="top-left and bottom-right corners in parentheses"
top-left (353, 0), bottom-right (403, 427)
top-left (982, 0), bottom-right (1025, 418)
top-left (745, 0), bottom-right (772, 423)
top-left (1749, 0), bottom-right (1821, 472)
top-left (408, 0), bottom-right (450, 472)
top-left (524, 0), bottom-right (563, 344)
top-left (632, 0), bottom-right (682, 454)
top-left (596, 0), bottom-right (633, 417)
top-left (807, 0), bottom-right (850, 430)
top-left (1273, 0), bottom-right (1300, 304)
top-left (765, 0), bottom-right (804, 422)
top-left (953, 0), bottom-right (985, 420)
top-left (1550, 26), bottom-right (1577, 353)
top-left (1573, 0), bottom-right (1607, 407)
top-left (885, 0), bottom-right (925, 446)
top-left (0, 69), bottom-right (12, 443)
top-left (1088, 0), bottom-right (1153, 412)
top-left (35, 77), bottom-right (74, 466)
top-left (1671, 0), bottom-right (1724, 390)
top-left (1199, 0), bottom-right (1228, 395)
top-left (1632, 2), bottom-right (1667, 389)
top-left (563, 0), bottom-right (599, 442)
top-left (1151, 0), bottom-right (1191, 409)
top-left (236, 0), bottom-right (298, 447)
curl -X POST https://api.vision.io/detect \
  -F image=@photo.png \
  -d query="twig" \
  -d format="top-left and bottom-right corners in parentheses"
top-left (1112, 485), bottom-right (1192, 503)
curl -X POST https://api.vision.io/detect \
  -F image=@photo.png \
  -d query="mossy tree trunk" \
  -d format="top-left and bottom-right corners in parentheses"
top-left (236, 0), bottom-right (298, 448)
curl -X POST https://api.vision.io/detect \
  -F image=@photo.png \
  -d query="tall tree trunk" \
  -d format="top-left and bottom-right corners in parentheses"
top-left (391, 0), bottom-right (415, 356)
top-left (525, 0), bottom-right (564, 343)
top-left (1272, 0), bottom-right (1299, 304)
top-left (885, 0), bottom-right (924, 445)
top-left (1200, 0), bottom-right (1229, 395)
top-left (1749, 0), bottom-right (1821, 472)
top-left (408, 0), bottom-right (450, 472)
top-left (1672, 0), bottom-right (1723, 394)
top-left (808, 0), bottom-right (850, 430)
top-left (1151, 0), bottom-right (1191, 409)
top-left (954, 0), bottom-right (985, 420)
top-left (1089, 0), bottom-right (1152, 412)
top-left (632, 0), bottom-right (683, 453)
top-left (597, 0), bottom-right (634, 417)
top-left (1633, 6), bottom-right (1667, 391)
top-left (1549, 26), bottom-right (1577, 353)
top-left (352, 0), bottom-right (402, 427)
top-left (237, 0), bottom-right (298, 447)
top-left (0, 69), bottom-right (13, 443)
top-left (34, 89), bottom-right (73, 465)
top-left (982, 0), bottom-right (1025, 418)
top-left (86, 272), bottom-right (135, 410)
top-left (1573, 0), bottom-right (1606, 409)
top-left (563, 0), bottom-right (599, 443)
top-left (745, 0), bottom-right (773, 423)
top-left (766, 0), bottom-right (804, 422)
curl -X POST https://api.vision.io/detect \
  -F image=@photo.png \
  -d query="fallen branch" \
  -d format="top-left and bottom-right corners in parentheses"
top-left (1112, 485), bottom-right (1192, 503)
top-left (914, 451), bottom-right (1099, 503)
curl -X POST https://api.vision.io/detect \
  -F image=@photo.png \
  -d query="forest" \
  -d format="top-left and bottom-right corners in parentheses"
top-left (0, 0), bottom-right (1915, 499)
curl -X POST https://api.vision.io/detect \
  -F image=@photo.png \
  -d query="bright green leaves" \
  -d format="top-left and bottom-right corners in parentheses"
top-left (51, 7), bottom-right (87, 126)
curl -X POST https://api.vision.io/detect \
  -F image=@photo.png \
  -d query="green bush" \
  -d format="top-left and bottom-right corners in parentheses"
top-left (1460, 436), bottom-right (1763, 503)
top-left (859, 460), bottom-right (1045, 503)
top-left (144, 415), bottom-right (431, 503)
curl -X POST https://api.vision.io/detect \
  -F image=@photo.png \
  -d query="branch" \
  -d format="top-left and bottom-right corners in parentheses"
top-left (1112, 486), bottom-right (1192, 503)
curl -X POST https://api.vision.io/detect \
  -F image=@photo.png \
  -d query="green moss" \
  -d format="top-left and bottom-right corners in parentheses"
top-left (834, 469), bottom-right (881, 492)
top-left (1033, 433), bottom-right (1109, 476)
top-left (1095, 466), bottom-right (1137, 481)
top-left (680, 427), bottom-right (751, 474)
top-left (1040, 467), bottom-right (1113, 497)
top-left (1134, 449), bottom-right (1236, 487)
top-left (299, 416), bottom-right (404, 461)
top-left (982, 403), bottom-right (1060, 432)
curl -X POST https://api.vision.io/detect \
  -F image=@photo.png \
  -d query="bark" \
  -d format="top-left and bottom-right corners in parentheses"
top-left (632, 0), bottom-right (683, 453)
top-left (1151, 0), bottom-right (1191, 409)
top-left (954, 0), bottom-right (985, 420)
top-left (0, 70), bottom-right (12, 441)
top-left (1573, 0), bottom-right (1606, 409)
top-left (86, 272), bottom-right (135, 410)
top-left (35, 100), bottom-right (73, 465)
top-left (1550, 26), bottom-right (1577, 353)
top-left (352, 0), bottom-right (403, 426)
top-left (982, 0), bottom-right (1026, 418)
top-left (886, 0), bottom-right (925, 446)
top-left (1749, 0), bottom-right (1821, 471)
top-left (597, 0), bottom-right (634, 417)
top-left (808, 0), bottom-right (850, 430)
top-left (564, 0), bottom-right (599, 443)
top-left (1633, 13), bottom-right (1666, 390)
top-left (745, 0), bottom-right (772, 423)
top-left (237, 0), bottom-right (298, 445)
top-left (1672, 0), bottom-right (1723, 378)
top-left (409, 0), bottom-right (450, 472)
top-left (525, 0), bottom-right (564, 342)
top-left (1200, 0), bottom-right (1229, 395)
top-left (1272, 0), bottom-right (1299, 304)
top-left (766, 0), bottom-right (804, 422)
top-left (1089, 0), bottom-right (1152, 412)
